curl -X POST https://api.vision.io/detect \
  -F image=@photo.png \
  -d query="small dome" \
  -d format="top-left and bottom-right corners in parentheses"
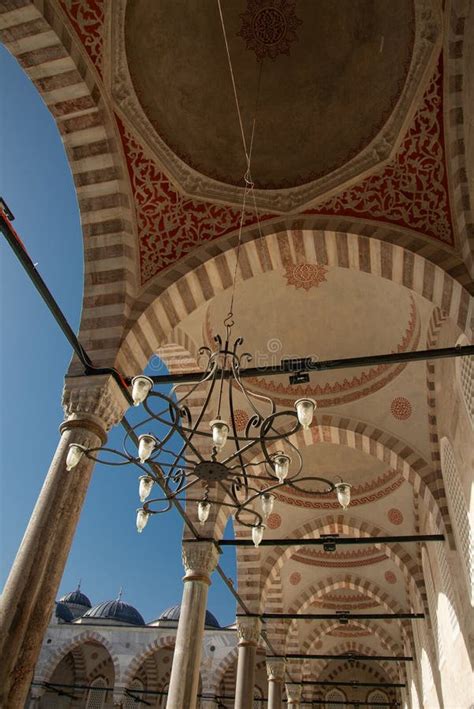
top-left (157, 604), bottom-right (220, 628)
top-left (55, 602), bottom-right (74, 623)
top-left (83, 600), bottom-right (145, 626)
top-left (60, 589), bottom-right (92, 608)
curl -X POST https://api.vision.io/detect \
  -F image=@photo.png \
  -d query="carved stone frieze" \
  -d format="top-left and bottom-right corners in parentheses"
top-left (236, 616), bottom-right (262, 645)
top-left (109, 0), bottom-right (441, 213)
top-left (266, 657), bottom-right (286, 682)
top-left (62, 375), bottom-right (129, 433)
top-left (182, 541), bottom-right (220, 578)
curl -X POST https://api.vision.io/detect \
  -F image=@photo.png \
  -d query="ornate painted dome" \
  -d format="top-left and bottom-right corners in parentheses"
top-left (60, 588), bottom-right (92, 609)
top-left (83, 599), bottom-right (145, 626)
top-left (156, 604), bottom-right (220, 629)
top-left (55, 602), bottom-right (74, 623)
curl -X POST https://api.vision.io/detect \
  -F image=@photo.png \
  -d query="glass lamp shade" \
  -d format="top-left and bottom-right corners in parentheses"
top-left (261, 493), bottom-right (275, 520)
top-left (252, 524), bottom-right (265, 547)
top-left (295, 398), bottom-right (316, 430)
top-left (138, 475), bottom-right (154, 502)
top-left (137, 434), bottom-right (157, 464)
top-left (198, 500), bottom-right (211, 525)
top-left (273, 453), bottom-right (291, 483)
top-left (335, 482), bottom-right (352, 510)
top-left (136, 509), bottom-right (149, 533)
top-left (66, 444), bottom-right (86, 471)
top-left (131, 375), bottom-right (154, 406)
top-left (210, 419), bottom-right (229, 451)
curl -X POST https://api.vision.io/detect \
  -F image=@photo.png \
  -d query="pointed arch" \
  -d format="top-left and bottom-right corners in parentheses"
top-left (260, 514), bottom-right (426, 614)
top-left (37, 630), bottom-right (120, 686)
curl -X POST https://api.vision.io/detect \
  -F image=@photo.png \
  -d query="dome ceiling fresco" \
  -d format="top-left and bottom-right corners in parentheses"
top-left (124, 0), bottom-right (414, 190)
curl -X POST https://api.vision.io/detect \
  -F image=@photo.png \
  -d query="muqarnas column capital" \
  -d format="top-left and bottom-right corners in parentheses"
top-left (236, 616), bottom-right (262, 646)
top-left (62, 374), bottom-right (129, 439)
top-left (266, 657), bottom-right (286, 682)
top-left (181, 540), bottom-right (219, 583)
top-left (285, 682), bottom-right (303, 704)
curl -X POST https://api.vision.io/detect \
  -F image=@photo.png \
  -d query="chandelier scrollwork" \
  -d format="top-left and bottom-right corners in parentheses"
top-left (67, 325), bottom-right (351, 546)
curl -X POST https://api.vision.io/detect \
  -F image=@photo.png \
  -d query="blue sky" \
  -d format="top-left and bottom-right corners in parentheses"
top-left (0, 45), bottom-right (236, 626)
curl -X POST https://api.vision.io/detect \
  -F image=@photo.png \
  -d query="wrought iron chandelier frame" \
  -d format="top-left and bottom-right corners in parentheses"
top-left (72, 327), bottom-right (349, 541)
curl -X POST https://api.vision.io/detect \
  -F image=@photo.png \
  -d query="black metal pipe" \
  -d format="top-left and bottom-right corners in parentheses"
top-left (218, 534), bottom-right (444, 547)
top-left (0, 207), bottom-right (132, 403)
top-left (288, 680), bottom-right (405, 688)
top-left (33, 682), bottom-right (403, 705)
top-left (305, 702), bottom-right (399, 707)
top-left (283, 654), bottom-right (413, 662)
top-left (239, 612), bottom-right (424, 620)
top-left (0, 208), bottom-right (92, 368)
top-left (143, 345), bottom-right (474, 385)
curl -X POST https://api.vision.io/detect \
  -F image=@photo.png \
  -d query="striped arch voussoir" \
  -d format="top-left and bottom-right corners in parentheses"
top-left (121, 635), bottom-right (175, 688)
top-left (260, 515), bottom-right (425, 611)
top-left (119, 230), bottom-right (472, 377)
top-left (285, 575), bottom-right (410, 656)
top-left (0, 0), bottom-right (137, 371)
top-left (36, 630), bottom-right (120, 685)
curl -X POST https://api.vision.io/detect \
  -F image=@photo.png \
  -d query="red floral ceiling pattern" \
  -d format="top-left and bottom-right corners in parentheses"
top-left (117, 119), bottom-right (267, 283)
top-left (306, 60), bottom-right (453, 246)
top-left (57, 3), bottom-right (453, 282)
top-left (59, 0), bottom-right (104, 76)
top-left (391, 397), bottom-right (413, 420)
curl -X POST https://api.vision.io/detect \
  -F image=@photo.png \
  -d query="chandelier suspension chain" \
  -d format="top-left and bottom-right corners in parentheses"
top-left (217, 0), bottom-right (265, 325)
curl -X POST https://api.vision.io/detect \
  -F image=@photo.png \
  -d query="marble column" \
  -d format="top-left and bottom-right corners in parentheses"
top-left (285, 683), bottom-right (303, 708)
top-left (0, 376), bottom-right (127, 708)
top-left (267, 658), bottom-right (286, 709)
top-left (234, 617), bottom-right (261, 709)
top-left (167, 540), bottom-right (219, 709)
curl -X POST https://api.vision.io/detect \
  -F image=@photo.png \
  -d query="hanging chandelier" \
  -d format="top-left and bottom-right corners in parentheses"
top-left (66, 323), bottom-right (351, 547)
top-left (65, 18), bottom-right (351, 546)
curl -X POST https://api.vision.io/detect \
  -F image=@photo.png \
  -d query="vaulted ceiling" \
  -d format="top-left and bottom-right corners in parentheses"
top-left (1, 0), bottom-right (472, 701)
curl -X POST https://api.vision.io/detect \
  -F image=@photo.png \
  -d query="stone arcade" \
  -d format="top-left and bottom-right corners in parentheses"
top-left (0, 1), bottom-right (473, 708)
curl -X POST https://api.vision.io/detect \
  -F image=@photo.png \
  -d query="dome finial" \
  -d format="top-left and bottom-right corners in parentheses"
top-left (117, 586), bottom-right (123, 602)
top-left (77, 579), bottom-right (81, 591)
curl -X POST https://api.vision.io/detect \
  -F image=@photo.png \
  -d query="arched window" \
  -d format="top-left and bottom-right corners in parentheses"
top-left (420, 648), bottom-right (435, 701)
top-left (86, 676), bottom-right (107, 709)
top-left (325, 688), bottom-right (346, 708)
top-left (440, 437), bottom-right (474, 602)
top-left (435, 541), bottom-right (460, 637)
top-left (422, 547), bottom-right (445, 666)
top-left (367, 689), bottom-right (389, 707)
top-left (124, 679), bottom-right (144, 709)
top-left (410, 679), bottom-right (420, 709)
top-left (456, 334), bottom-right (473, 427)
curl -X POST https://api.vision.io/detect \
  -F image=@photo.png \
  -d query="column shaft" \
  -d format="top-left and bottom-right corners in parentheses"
top-left (166, 542), bottom-right (219, 709)
top-left (268, 678), bottom-right (283, 708)
top-left (234, 642), bottom-right (257, 709)
top-left (0, 373), bottom-right (127, 709)
top-left (0, 421), bottom-right (104, 707)
top-left (234, 618), bottom-right (261, 709)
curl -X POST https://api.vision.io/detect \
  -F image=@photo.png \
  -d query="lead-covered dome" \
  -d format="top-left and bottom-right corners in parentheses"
top-left (154, 604), bottom-right (220, 629)
top-left (59, 585), bottom-right (92, 619)
top-left (54, 601), bottom-right (74, 623)
top-left (83, 599), bottom-right (145, 626)
top-left (60, 589), bottom-right (92, 608)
